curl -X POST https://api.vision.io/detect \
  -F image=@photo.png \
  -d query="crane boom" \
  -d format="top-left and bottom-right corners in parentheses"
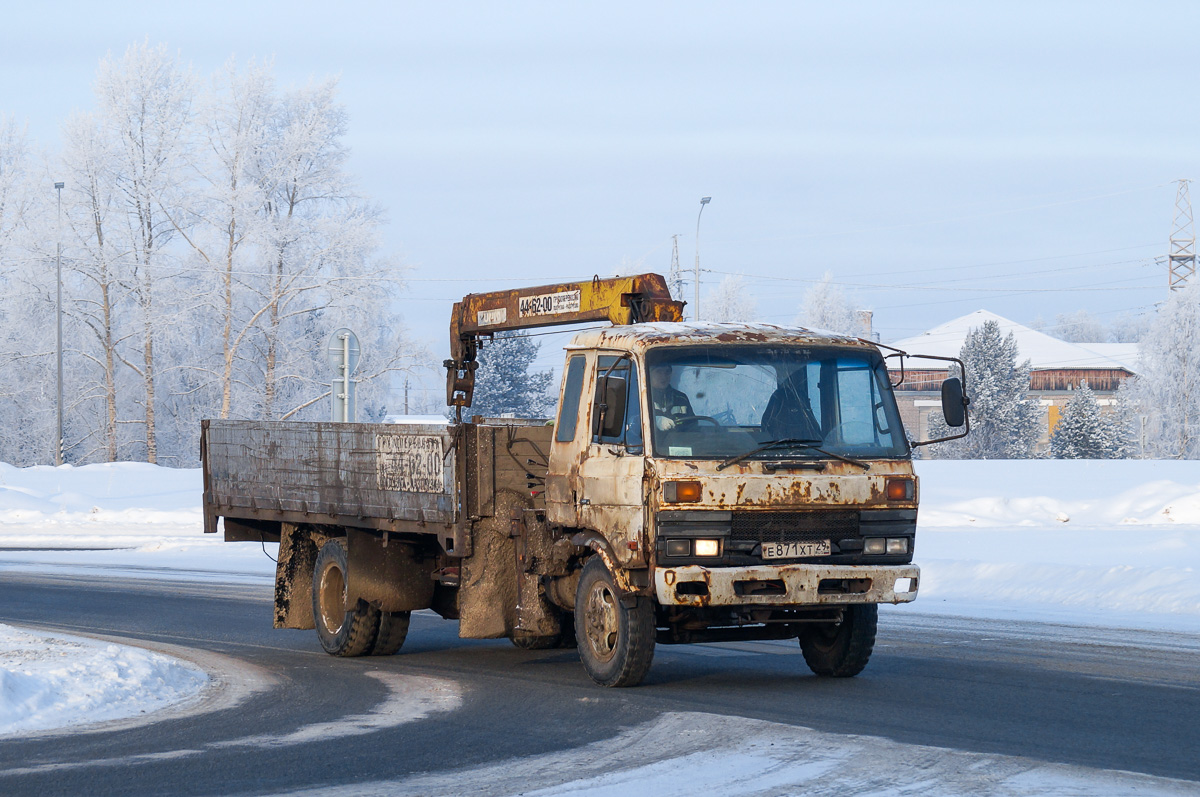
top-left (445, 273), bottom-right (684, 411)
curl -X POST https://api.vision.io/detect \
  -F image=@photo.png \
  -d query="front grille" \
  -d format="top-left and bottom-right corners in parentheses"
top-left (730, 511), bottom-right (859, 545)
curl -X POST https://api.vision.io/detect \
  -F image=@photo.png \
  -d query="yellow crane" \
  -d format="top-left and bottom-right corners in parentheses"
top-left (445, 273), bottom-right (684, 413)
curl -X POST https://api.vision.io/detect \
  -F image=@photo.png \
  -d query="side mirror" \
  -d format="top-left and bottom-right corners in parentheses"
top-left (941, 377), bottom-right (967, 428)
top-left (596, 376), bottom-right (628, 438)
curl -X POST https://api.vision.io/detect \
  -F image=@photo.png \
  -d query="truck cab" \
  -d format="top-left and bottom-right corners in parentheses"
top-left (540, 323), bottom-right (924, 683)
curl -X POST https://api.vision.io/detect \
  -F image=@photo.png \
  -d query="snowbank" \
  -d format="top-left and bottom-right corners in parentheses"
top-left (0, 623), bottom-right (207, 736)
top-left (915, 459), bottom-right (1200, 528)
top-left (906, 460), bottom-right (1200, 632)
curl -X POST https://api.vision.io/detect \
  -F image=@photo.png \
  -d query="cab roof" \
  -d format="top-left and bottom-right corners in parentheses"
top-left (566, 322), bottom-right (877, 354)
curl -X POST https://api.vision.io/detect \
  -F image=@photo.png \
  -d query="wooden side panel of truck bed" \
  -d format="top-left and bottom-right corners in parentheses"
top-left (201, 420), bottom-right (458, 536)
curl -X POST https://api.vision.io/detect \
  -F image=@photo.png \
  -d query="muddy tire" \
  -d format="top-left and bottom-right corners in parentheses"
top-left (371, 611), bottom-right (411, 656)
top-left (799, 604), bottom-right (877, 677)
top-left (574, 558), bottom-right (655, 687)
top-left (313, 538), bottom-right (379, 657)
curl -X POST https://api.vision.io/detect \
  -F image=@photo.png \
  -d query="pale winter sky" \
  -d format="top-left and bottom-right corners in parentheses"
top-left (4, 2), bottom-right (1198, 401)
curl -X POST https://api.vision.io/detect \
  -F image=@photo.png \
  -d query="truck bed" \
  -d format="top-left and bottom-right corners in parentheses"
top-left (201, 420), bottom-right (459, 537)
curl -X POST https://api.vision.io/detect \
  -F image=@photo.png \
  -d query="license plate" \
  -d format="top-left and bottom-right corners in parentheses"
top-left (761, 540), bottom-right (831, 559)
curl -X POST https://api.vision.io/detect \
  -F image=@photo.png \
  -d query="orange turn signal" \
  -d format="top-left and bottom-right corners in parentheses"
top-left (664, 480), bottom-right (703, 503)
top-left (886, 478), bottom-right (913, 501)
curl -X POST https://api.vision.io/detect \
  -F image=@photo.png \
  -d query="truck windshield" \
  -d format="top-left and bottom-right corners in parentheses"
top-left (645, 345), bottom-right (909, 461)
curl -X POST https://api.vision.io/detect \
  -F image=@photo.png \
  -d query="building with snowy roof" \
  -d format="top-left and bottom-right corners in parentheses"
top-left (886, 310), bottom-right (1138, 449)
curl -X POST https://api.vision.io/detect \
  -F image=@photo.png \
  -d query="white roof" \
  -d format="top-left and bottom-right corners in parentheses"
top-left (888, 310), bottom-right (1139, 373)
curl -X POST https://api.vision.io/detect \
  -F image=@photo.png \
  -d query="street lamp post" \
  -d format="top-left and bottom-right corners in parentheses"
top-left (694, 196), bottom-right (711, 321)
top-left (54, 181), bottom-right (64, 466)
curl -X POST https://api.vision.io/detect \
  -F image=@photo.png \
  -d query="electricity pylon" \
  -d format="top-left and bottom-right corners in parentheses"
top-left (668, 234), bottom-right (684, 301)
top-left (1168, 178), bottom-right (1196, 292)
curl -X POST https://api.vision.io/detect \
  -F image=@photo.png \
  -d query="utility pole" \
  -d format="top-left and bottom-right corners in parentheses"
top-left (404, 378), bottom-right (410, 415)
top-left (1168, 178), bottom-right (1196, 293)
top-left (668, 234), bottom-right (683, 301)
top-left (694, 196), bottom-right (711, 321)
top-left (54, 181), bottom-right (64, 466)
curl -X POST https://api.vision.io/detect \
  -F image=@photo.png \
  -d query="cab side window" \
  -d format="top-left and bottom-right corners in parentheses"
top-left (592, 355), bottom-right (643, 452)
top-left (556, 355), bottom-right (587, 443)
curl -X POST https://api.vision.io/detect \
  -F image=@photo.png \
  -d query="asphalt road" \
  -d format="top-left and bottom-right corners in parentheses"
top-left (0, 571), bottom-right (1197, 796)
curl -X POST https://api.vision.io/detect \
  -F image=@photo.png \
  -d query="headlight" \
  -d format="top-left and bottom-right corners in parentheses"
top-left (886, 537), bottom-right (909, 554)
top-left (863, 538), bottom-right (886, 555)
top-left (693, 539), bottom-right (720, 557)
top-left (665, 539), bottom-right (691, 557)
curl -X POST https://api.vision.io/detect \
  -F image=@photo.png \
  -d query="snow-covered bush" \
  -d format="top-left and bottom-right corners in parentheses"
top-left (929, 319), bottom-right (1041, 459)
top-left (1050, 382), bottom-right (1125, 459)
top-left (467, 331), bottom-right (554, 419)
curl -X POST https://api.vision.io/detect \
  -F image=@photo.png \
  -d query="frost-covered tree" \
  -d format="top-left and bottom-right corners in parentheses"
top-left (60, 110), bottom-right (129, 462)
top-left (1109, 310), bottom-right (1152, 344)
top-left (179, 57), bottom-right (276, 421)
top-left (1050, 381), bottom-right (1123, 459)
top-left (1126, 283), bottom-right (1200, 459)
top-left (468, 331), bottom-right (554, 418)
top-left (0, 116), bottom-right (54, 466)
top-left (1050, 310), bottom-right (1107, 343)
top-left (94, 40), bottom-right (196, 463)
top-left (798, 272), bottom-right (862, 335)
top-left (929, 319), bottom-right (1041, 459)
top-left (0, 43), bottom-right (421, 467)
top-left (705, 275), bottom-right (756, 322)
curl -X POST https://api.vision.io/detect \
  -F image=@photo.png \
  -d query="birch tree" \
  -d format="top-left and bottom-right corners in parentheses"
top-left (705, 275), bottom-right (757, 322)
top-left (798, 272), bottom-right (862, 335)
top-left (0, 117), bottom-right (52, 465)
top-left (169, 58), bottom-right (275, 420)
top-left (93, 41), bottom-right (196, 462)
top-left (1127, 283), bottom-right (1200, 458)
top-left (59, 111), bottom-right (128, 461)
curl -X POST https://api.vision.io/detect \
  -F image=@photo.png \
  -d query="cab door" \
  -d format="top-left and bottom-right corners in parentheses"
top-left (576, 353), bottom-right (647, 567)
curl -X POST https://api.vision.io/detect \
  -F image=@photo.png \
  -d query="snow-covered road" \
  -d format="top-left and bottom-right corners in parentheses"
top-left (0, 458), bottom-right (1197, 795)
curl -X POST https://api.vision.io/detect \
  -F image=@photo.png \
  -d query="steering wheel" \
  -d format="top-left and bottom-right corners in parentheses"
top-left (674, 415), bottom-right (720, 429)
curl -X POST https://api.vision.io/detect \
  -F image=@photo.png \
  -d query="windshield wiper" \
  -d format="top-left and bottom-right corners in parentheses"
top-left (717, 438), bottom-right (871, 471)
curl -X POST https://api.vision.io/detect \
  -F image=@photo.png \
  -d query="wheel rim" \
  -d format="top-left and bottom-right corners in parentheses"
top-left (318, 562), bottom-right (347, 635)
top-left (582, 580), bottom-right (620, 663)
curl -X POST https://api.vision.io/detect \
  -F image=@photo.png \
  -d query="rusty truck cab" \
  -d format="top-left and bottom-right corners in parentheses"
top-left (545, 322), bottom-right (921, 623)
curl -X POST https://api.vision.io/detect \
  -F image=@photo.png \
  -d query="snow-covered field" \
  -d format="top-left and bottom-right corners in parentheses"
top-left (0, 458), bottom-right (1198, 742)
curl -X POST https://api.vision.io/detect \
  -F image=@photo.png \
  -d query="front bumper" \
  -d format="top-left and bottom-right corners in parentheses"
top-left (654, 563), bottom-right (920, 607)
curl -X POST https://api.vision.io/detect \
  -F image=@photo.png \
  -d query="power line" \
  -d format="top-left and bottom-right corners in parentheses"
top-left (709, 183), bottom-right (1170, 247)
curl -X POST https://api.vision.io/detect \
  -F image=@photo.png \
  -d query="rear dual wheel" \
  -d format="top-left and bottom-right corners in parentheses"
top-left (313, 539), bottom-right (410, 657)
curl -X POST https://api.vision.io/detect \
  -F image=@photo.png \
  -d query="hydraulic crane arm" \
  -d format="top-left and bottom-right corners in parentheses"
top-left (445, 273), bottom-right (684, 411)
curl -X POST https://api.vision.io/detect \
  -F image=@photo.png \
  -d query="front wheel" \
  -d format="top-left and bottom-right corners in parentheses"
top-left (798, 604), bottom-right (877, 677)
top-left (574, 558), bottom-right (655, 687)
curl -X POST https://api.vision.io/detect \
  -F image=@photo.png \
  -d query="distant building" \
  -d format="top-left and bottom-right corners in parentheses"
top-left (887, 310), bottom-right (1138, 450)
